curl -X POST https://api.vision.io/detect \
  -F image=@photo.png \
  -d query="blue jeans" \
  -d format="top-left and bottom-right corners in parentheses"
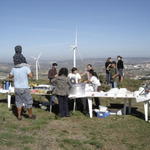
top-left (111, 81), bottom-right (117, 88)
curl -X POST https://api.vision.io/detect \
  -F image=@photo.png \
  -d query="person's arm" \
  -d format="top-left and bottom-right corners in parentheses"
top-left (106, 64), bottom-right (111, 71)
top-left (77, 74), bottom-right (82, 83)
top-left (26, 67), bottom-right (33, 78)
top-left (112, 74), bottom-right (118, 79)
top-left (9, 69), bottom-right (14, 79)
top-left (28, 72), bottom-right (33, 78)
top-left (112, 69), bottom-right (119, 79)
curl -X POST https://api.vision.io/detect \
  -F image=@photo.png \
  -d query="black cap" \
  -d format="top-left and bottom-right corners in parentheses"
top-left (15, 45), bottom-right (22, 54)
top-left (52, 63), bottom-right (58, 66)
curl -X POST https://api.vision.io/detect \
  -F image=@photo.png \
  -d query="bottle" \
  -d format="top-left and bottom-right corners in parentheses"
top-left (5, 81), bottom-right (10, 90)
top-left (3, 81), bottom-right (6, 89)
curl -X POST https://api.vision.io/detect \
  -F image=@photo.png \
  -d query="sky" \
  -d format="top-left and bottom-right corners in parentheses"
top-left (0, 0), bottom-right (150, 62)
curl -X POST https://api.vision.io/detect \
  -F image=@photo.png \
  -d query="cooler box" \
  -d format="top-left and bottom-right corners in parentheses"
top-left (97, 111), bottom-right (110, 118)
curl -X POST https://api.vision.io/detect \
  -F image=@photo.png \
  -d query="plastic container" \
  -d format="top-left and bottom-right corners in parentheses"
top-left (99, 105), bottom-right (108, 112)
top-left (97, 111), bottom-right (110, 118)
top-left (5, 81), bottom-right (10, 90)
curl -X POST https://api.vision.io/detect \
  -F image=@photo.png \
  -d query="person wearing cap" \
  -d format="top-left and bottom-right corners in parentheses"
top-left (48, 63), bottom-right (58, 83)
top-left (9, 45), bottom-right (36, 120)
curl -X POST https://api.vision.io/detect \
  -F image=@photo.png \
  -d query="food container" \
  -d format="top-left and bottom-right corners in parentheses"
top-left (32, 84), bottom-right (55, 92)
top-left (85, 83), bottom-right (94, 92)
top-left (69, 83), bottom-right (85, 95)
top-left (99, 105), bottom-right (108, 112)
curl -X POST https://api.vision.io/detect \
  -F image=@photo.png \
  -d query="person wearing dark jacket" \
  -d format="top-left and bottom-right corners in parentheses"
top-left (109, 61), bottom-right (119, 88)
top-left (105, 57), bottom-right (112, 84)
top-left (117, 56), bottom-right (124, 82)
top-left (51, 68), bottom-right (70, 117)
top-left (48, 63), bottom-right (58, 83)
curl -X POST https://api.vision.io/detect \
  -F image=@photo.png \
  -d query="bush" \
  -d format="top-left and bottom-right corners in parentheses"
top-left (118, 78), bottom-right (143, 91)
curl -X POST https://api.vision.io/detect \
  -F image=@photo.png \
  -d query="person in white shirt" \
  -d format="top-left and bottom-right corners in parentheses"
top-left (9, 66), bottom-right (36, 120)
top-left (9, 45), bottom-right (36, 120)
top-left (88, 69), bottom-right (101, 108)
top-left (88, 69), bottom-right (101, 91)
top-left (68, 67), bottom-right (81, 84)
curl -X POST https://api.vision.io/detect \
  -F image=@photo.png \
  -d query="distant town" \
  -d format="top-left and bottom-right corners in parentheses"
top-left (0, 57), bottom-right (150, 81)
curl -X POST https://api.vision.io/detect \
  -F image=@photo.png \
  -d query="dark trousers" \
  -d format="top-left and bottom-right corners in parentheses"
top-left (58, 95), bottom-right (69, 117)
top-left (82, 98), bottom-right (87, 111)
top-left (94, 97), bottom-right (100, 108)
top-left (110, 81), bottom-right (117, 88)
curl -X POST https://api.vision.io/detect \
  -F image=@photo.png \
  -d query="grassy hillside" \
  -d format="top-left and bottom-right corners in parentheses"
top-left (0, 78), bottom-right (150, 150)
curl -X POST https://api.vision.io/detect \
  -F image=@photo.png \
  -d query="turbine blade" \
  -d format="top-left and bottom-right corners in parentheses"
top-left (37, 52), bottom-right (42, 60)
top-left (75, 28), bottom-right (77, 47)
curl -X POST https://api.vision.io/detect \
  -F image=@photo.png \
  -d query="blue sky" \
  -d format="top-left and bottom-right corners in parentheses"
top-left (0, 0), bottom-right (150, 62)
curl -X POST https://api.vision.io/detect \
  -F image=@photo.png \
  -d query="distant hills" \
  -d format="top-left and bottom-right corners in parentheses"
top-left (0, 57), bottom-right (150, 75)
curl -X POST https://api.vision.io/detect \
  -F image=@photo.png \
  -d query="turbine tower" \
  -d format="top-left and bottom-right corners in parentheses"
top-left (71, 29), bottom-right (78, 67)
top-left (31, 53), bottom-right (41, 80)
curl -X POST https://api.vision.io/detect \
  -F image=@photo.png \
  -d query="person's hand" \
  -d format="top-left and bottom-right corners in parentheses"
top-left (97, 86), bottom-right (101, 92)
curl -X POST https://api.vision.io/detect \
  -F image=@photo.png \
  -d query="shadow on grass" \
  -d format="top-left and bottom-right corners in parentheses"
top-left (11, 105), bottom-right (18, 118)
top-left (131, 107), bottom-right (145, 120)
top-left (32, 97), bottom-right (87, 116)
top-left (32, 98), bottom-right (59, 115)
top-left (0, 95), bottom-right (15, 105)
top-left (108, 103), bottom-right (145, 120)
top-left (2, 95), bottom-right (146, 121)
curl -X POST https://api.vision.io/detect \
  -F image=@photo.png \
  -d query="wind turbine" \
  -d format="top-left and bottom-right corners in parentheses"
top-left (31, 53), bottom-right (41, 80)
top-left (71, 29), bottom-right (78, 67)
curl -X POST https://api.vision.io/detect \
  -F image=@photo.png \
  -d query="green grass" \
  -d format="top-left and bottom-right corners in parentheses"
top-left (0, 78), bottom-right (150, 150)
top-left (0, 101), bottom-right (150, 150)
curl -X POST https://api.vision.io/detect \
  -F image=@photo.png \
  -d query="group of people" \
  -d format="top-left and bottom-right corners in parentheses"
top-left (48, 63), bottom-right (101, 117)
top-left (8, 45), bottom-right (124, 120)
top-left (105, 56), bottom-right (124, 88)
